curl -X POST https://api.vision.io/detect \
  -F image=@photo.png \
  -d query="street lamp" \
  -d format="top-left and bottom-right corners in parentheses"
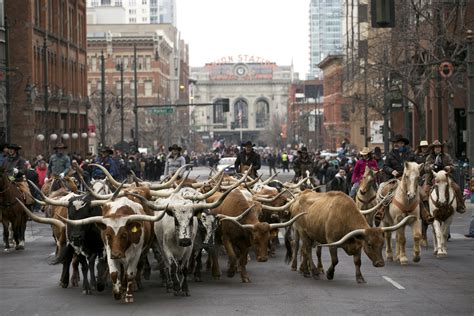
top-left (466, 29), bottom-right (474, 171)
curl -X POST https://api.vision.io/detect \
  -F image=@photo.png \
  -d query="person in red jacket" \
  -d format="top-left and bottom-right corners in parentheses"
top-left (35, 159), bottom-right (48, 188)
top-left (349, 147), bottom-right (379, 198)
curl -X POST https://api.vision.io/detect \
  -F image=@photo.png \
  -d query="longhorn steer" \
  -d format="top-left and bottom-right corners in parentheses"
top-left (60, 196), bottom-right (163, 303)
top-left (287, 190), bottom-right (414, 283)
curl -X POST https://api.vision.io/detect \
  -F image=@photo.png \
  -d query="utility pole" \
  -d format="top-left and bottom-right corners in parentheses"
top-left (4, 17), bottom-right (10, 143)
top-left (402, 1), bottom-right (411, 143)
top-left (383, 69), bottom-right (390, 154)
top-left (364, 56), bottom-right (369, 147)
top-left (119, 61), bottom-right (124, 144)
top-left (100, 50), bottom-right (106, 148)
top-left (43, 34), bottom-right (49, 156)
top-left (467, 30), bottom-right (474, 172)
top-left (133, 43), bottom-right (138, 150)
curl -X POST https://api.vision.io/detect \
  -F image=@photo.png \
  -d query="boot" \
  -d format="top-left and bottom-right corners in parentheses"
top-left (419, 201), bottom-right (434, 224)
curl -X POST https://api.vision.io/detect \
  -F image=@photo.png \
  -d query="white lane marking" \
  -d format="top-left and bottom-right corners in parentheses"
top-left (382, 276), bottom-right (405, 290)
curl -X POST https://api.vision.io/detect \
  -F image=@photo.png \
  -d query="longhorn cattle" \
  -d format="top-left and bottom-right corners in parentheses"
top-left (208, 188), bottom-right (302, 283)
top-left (287, 190), bottom-right (415, 283)
top-left (60, 196), bottom-right (164, 303)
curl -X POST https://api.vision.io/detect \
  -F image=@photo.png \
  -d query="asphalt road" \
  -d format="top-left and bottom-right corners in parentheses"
top-left (1, 167), bottom-right (473, 315)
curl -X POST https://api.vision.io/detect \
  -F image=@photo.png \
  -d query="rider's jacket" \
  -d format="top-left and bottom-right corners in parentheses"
top-left (47, 153), bottom-right (71, 177)
top-left (2, 153), bottom-right (27, 178)
top-left (424, 152), bottom-right (453, 173)
top-left (351, 159), bottom-right (378, 184)
top-left (293, 155), bottom-right (313, 178)
top-left (235, 150), bottom-right (261, 178)
top-left (383, 147), bottom-right (415, 179)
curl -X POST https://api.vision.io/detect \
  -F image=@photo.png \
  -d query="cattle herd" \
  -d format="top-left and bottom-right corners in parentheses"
top-left (3, 162), bottom-right (454, 304)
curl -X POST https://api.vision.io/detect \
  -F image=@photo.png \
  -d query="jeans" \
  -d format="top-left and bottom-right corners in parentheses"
top-left (349, 182), bottom-right (360, 198)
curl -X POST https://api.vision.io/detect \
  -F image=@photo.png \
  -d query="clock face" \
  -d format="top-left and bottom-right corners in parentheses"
top-left (235, 66), bottom-right (247, 76)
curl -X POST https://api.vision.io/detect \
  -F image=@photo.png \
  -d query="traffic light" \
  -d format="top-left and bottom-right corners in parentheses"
top-left (379, 125), bottom-right (384, 134)
top-left (371, 0), bottom-right (395, 28)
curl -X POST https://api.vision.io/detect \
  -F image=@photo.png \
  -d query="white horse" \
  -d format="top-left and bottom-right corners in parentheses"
top-left (428, 170), bottom-right (457, 258)
top-left (90, 178), bottom-right (112, 195)
top-left (378, 162), bottom-right (422, 265)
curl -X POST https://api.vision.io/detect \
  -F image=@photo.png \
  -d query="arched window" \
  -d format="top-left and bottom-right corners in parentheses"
top-left (255, 99), bottom-right (269, 128)
top-left (213, 100), bottom-right (225, 123)
top-left (233, 99), bottom-right (248, 128)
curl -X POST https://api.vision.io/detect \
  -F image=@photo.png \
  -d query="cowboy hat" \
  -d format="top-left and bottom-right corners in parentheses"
top-left (168, 144), bottom-right (182, 151)
top-left (431, 140), bottom-right (444, 147)
top-left (391, 134), bottom-right (409, 145)
top-left (53, 143), bottom-right (68, 150)
top-left (6, 143), bottom-right (22, 150)
top-left (243, 141), bottom-right (255, 147)
top-left (419, 140), bottom-right (429, 147)
top-left (297, 146), bottom-right (308, 153)
top-left (359, 147), bottom-right (371, 155)
top-left (100, 147), bottom-right (114, 155)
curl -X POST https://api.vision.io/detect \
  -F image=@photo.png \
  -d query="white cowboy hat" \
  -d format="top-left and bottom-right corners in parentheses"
top-left (419, 140), bottom-right (429, 147)
top-left (359, 147), bottom-right (371, 155)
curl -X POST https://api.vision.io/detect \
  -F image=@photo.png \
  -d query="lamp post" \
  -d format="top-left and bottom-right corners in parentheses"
top-left (133, 43), bottom-right (139, 151)
top-left (116, 61), bottom-right (125, 144)
top-left (466, 30), bottom-right (474, 171)
top-left (100, 50), bottom-right (106, 148)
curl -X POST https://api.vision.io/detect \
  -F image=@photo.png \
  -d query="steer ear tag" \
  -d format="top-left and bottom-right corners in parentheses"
top-left (131, 226), bottom-right (138, 233)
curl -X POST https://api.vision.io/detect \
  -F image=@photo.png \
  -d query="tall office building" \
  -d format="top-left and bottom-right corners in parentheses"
top-left (308, 0), bottom-right (343, 79)
top-left (86, 0), bottom-right (176, 26)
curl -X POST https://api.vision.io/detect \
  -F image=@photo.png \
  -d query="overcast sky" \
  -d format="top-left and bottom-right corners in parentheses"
top-left (177, 0), bottom-right (309, 78)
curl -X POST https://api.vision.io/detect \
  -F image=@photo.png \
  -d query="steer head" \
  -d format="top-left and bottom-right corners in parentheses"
top-left (199, 210), bottom-right (218, 248)
top-left (361, 228), bottom-right (385, 267)
top-left (66, 194), bottom-right (103, 249)
top-left (165, 202), bottom-right (199, 247)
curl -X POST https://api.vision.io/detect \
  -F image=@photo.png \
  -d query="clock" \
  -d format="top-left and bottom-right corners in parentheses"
top-left (235, 65), bottom-right (247, 76)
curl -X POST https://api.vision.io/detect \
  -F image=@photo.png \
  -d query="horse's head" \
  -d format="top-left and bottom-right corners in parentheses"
top-left (91, 179), bottom-right (112, 195)
top-left (360, 167), bottom-right (375, 190)
top-left (402, 162), bottom-right (421, 200)
top-left (432, 170), bottom-right (451, 204)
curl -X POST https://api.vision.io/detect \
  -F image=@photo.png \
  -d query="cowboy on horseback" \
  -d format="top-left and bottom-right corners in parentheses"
top-left (0, 143), bottom-right (34, 206)
top-left (46, 143), bottom-right (71, 181)
top-left (349, 147), bottom-right (378, 198)
top-left (235, 141), bottom-right (261, 179)
top-left (292, 147), bottom-right (313, 183)
top-left (424, 140), bottom-right (465, 214)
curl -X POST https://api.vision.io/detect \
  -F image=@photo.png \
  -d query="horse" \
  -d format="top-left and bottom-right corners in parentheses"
top-left (90, 178), bottom-right (112, 195)
top-left (377, 162), bottom-right (423, 265)
top-left (41, 175), bottom-right (78, 196)
top-left (428, 170), bottom-right (457, 258)
top-left (355, 168), bottom-right (377, 226)
top-left (0, 167), bottom-right (28, 250)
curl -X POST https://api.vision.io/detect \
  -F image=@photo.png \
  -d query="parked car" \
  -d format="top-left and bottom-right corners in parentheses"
top-left (216, 157), bottom-right (237, 175)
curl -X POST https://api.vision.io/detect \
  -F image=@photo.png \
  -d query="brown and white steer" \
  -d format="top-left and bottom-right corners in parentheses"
top-left (287, 190), bottom-right (414, 283)
top-left (60, 196), bottom-right (164, 303)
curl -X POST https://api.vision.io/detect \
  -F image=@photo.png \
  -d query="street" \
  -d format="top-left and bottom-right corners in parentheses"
top-left (0, 167), bottom-right (473, 315)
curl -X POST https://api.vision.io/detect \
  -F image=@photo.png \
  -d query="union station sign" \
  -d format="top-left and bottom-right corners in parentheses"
top-left (205, 55), bottom-right (277, 81)
top-left (208, 55), bottom-right (274, 65)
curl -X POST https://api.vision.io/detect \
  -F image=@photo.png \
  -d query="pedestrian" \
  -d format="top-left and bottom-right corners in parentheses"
top-left (92, 147), bottom-right (119, 180)
top-left (164, 144), bottom-right (186, 178)
top-left (281, 151), bottom-right (289, 172)
top-left (46, 143), bottom-right (71, 181)
top-left (268, 152), bottom-right (277, 176)
top-left (327, 168), bottom-right (349, 194)
top-left (35, 159), bottom-right (48, 188)
top-left (0, 143), bottom-right (8, 166)
top-left (235, 141), bottom-right (261, 179)
top-left (349, 147), bottom-right (379, 198)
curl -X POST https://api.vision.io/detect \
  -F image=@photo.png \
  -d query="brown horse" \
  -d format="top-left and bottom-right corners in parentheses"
top-left (41, 175), bottom-right (78, 197)
top-left (355, 168), bottom-right (377, 226)
top-left (0, 167), bottom-right (28, 250)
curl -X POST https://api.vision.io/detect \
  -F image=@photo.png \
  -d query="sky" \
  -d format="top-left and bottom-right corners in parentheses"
top-left (177, 0), bottom-right (309, 78)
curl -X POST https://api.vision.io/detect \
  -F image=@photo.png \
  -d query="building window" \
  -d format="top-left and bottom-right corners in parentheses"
top-left (129, 9), bottom-right (136, 15)
top-left (130, 0), bottom-right (136, 6)
top-left (115, 0), bottom-right (122, 5)
top-left (87, 82), bottom-right (91, 96)
top-left (142, 17), bottom-right (148, 22)
top-left (142, 0), bottom-right (147, 4)
top-left (97, 80), bottom-right (102, 91)
top-left (116, 81), bottom-right (121, 94)
top-left (123, 56), bottom-right (129, 69)
top-left (144, 81), bottom-right (152, 96)
top-left (234, 100), bottom-right (248, 128)
top-left (255, 99), bottom-right (269, 128)
top-left (130, 80), bottom-right (135, 94)
top-left (91, 56), bottom-right (97, 71)
top-left (213, 101), bottom-right (225, 124)
top-left (129, 17), bottom-right (136, 23)
top-left (101, 0), bottom-right (111, 5)
top-left (35, 0), bottom-right (41, 26)
top-left (145, 56), bottom-right (151, 70)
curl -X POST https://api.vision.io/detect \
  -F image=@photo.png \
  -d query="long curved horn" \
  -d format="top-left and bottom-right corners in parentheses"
top-left (261, 199), bottom-right (295, 212)
top-left (261, 172), bottom-right (279, 185)
top-left (90, 164), bottom-right (132, 188)
top-left (27, 180), bottom-right (69, 207)
top-left (193, 170), bottom-right (249, 211)
top-left (124, 213), bottom-right (166, 223)
top-left (80, 176), bottom-right (112, 200)
top-left (58, 214), bottom-right (105, 226)
top-left (185, 173), bottom-right (224, 201)
top-left (149, 164), bottom-right (193, 189)
top-left (317, 229), bottom-right (366, 247)
top-left (359, 192), bottom-right (392, 215)
top-left (191, 169), bottom-right (224, 189)
top-left (254, 189), bottom-right (289, 203)
top-left (283, 177), bottom-right (309, 189)
top-left (173, 170), bottom-right (191, 193)
top-left (16, 198), bottom-right (65, 229)
top-left (125, 192), bottom-right (169, 211)
top-left (269, 212), bottom-right (307, 229)
top-left (216, 204), bottom-right (255, 222)
top-left (220, 217), bottom-right (254, 229)
top-left (149, 188), bottom-right (175, 198)
top-left (381, 215), bottom-right (416, 232)
top-left (246, 174), bottom-right (263, 187)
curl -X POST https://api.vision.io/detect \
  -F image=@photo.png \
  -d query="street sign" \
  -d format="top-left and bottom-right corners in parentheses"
top-left (148, 107), bottom-right (174, 114)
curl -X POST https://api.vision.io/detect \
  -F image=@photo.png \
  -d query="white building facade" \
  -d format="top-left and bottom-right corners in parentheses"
top-left (191, 58), bottom-right (294, 147)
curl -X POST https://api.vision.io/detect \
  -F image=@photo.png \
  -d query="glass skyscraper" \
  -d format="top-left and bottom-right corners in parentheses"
top-left (308, 0), bottom-right (343, 79)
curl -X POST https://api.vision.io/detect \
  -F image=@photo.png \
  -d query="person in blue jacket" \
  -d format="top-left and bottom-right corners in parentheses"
top-left (92, 147), bottom-right (119, 180)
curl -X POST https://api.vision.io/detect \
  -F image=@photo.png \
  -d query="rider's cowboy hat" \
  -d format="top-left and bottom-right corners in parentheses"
top-left (100, 147), bottom-right (114, 155)
top-left (431, 140), bottom-right (444, 147)
top-left (419, 140), bottom-right (429, 147)
top-left (243, 141), bottom-right (255, 147)
top-left (6, 143), bottom-right (22, 150)
top-left (359, 147), bottom-right (371, 155)
top-left (53, 143), bottom-right (68, 150)
top-left (391, 134), bottom-right (409, 145)
top-left (168, 144), bottom-right (182, 151)
top-left (298, 146), bottom-right (308, 154)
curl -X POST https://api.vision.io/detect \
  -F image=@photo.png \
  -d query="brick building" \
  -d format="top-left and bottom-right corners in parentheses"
top-left (87, 24), bottom-right (189, 152)
top-left (5, 0), bottom-right (89, 159)
top-left (318, 55), bottom-right (351, 151)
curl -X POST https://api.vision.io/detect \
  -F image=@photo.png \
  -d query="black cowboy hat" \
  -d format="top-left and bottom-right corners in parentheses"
top-left (53, 143), bottom-right (68, 150)
top-left (6, 143), bottom-right (22, 150)
top-left (100, 147), bottom-right (114, 155)
top-left (168, 144), bottom-right (182, 151)
top-left (391, 134), bottom-right (409, 145)
top-left (243, 141), bottom-right (255, 147)
top-left (298, 146), bottom-right (308, 153)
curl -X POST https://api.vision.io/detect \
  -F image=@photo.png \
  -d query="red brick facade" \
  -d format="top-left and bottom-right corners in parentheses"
top-left (5, 0), bottom-right (89, 159)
